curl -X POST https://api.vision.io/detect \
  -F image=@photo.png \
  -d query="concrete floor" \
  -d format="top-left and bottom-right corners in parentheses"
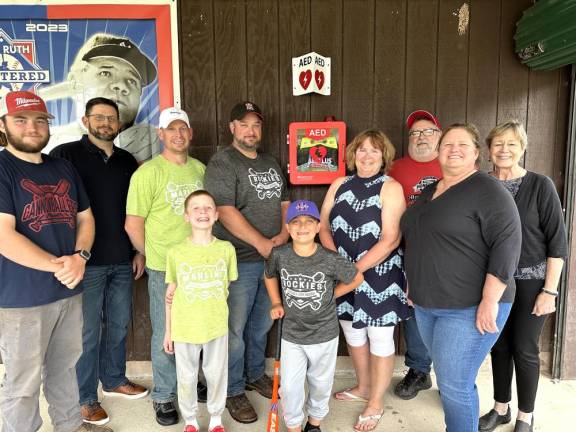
top-left (2, 356), bottom-right (574, 431)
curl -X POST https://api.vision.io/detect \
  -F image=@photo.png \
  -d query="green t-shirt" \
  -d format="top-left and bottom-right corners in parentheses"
top-left (166, 238), bottom-right (238, 344)
top-left (126, 155), bottom-right (205, 270)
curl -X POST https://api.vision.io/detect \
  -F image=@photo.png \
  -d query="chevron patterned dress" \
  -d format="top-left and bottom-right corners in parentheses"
top-left (329, 174), bottom-right (410, 328)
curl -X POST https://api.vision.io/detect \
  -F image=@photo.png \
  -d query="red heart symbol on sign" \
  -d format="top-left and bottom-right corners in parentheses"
top-left (299, 70), bottom-right (312, 90)
top-left (309, 146), bottom-right (328, 163)
top-left (315, 70), bottom-right (325, 89)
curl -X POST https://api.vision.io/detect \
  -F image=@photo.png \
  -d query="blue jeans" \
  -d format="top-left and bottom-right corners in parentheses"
top-left (415, 303), bottom-right (512, 432)
top-left (227, 261), bottom-right (273, 397)
top-left (404, 309), bottom-right (432, 373)
top-left (76, 264), bottom-right (133, 406)
top-left (147, 268), bottom-right (177, 402)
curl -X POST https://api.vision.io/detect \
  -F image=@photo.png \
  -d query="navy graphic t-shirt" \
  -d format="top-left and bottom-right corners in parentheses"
top-left (265, 244), bottom-right (358, 344)
top-left (0, 150), bottom-right (90, 307)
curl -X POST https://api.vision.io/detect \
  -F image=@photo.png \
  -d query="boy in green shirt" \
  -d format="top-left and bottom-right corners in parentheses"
top-left (163, 190), bottom-right (237, 432)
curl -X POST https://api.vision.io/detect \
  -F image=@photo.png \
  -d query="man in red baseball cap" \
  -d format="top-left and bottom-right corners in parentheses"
top-left (0, 91), bottom-right (110, 431)
top-left (388, 109), bottom-right (443, 401)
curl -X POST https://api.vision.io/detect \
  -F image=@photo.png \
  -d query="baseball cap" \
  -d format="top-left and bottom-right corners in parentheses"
top-left (79, 33), bottom-right (157, 86)
top-left (0, 91), bottom-right (54, 119)
top-left (286, 200), bottom-right (321, 223)
top-left (230, 101), bottom-right (263, 122)
top-left (406, 110), bottom-right (441, 130)
top-left (159, 107), bottom-right (190, 129)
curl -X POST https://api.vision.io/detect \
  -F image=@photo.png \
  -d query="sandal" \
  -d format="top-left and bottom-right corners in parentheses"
top-left (333, 388), bottom-right (368, 403)
top-left (353, 409), bottom-right (384, 431)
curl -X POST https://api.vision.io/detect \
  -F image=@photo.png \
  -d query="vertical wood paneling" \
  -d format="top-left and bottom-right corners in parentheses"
top-left (467, 0), bottom-right (500, 169)
top-left (246, 0), bottom-right (280, 157)
top-left (125, 0), bottom-right (572, 360)
top-left (404, 0), bottom-right (438, 154)
top-left (553, 68), bottom-right (571, 189)
top-left (278, 0), bottom-right (310, 172)
top-left (126, 277), bottom-right (151, 360)
top-left (374, 0), bottom-right (407, 156)
top-left (497, 0), bottom-right (531, 124)
top-left (308, 0), bottom-right (344, 206)
top-left (525, 70), bottom-right (560, 177)
top-left (213, 0), bottom-right (247, 147)
top-left (436, 0), bottom-right (469, 125)
top-left (342, 0), bottom-right (375, 139)
top-left (310, 0), bottom-right (343, 122)
top-left (179, 0), bottom-right (217, 154)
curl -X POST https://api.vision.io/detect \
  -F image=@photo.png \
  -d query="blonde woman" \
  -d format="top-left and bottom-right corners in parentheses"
top-left (479, 121), bottom-right (567, 432)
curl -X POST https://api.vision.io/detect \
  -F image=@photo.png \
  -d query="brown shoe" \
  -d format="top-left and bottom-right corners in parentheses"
top-left (80, 402), bottom-right (110, 425)
top-left (246, 374), bottom-right (273, 399)
top-left (226, 394), bottom-right (258, 424)
top-left (74, 423), bottom-right (113, 432)
top-left (102, 380), bottom-right (149, 400)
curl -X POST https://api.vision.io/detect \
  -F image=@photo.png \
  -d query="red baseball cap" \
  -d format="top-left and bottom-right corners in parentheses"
top-left (406, 110), bottom-right (440, 130)
top-left (0, 91), bottom-right (54, 119)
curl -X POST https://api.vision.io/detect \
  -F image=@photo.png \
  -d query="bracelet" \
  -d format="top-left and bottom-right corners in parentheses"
top-left (541, 287), bottom-right (558, 297)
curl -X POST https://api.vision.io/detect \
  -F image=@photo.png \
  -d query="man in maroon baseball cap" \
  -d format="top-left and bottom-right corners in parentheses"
top-left (388, 109), bottom-right (443, 401)
top-left (0, 91), bottom-right (110, 431)
top-left (0, 90), bottom-right (54, 153)
top-left (0, 90), bottom-right (54, 118)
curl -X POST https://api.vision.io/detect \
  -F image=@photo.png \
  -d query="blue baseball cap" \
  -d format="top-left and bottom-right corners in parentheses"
top-left (286, 200), bottom-right (321, 223)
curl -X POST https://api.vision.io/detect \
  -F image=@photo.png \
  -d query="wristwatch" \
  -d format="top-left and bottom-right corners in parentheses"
top-left (541, 287), bottom-right (558, 297)
top-left (75, 249), bottom-right (91, 261)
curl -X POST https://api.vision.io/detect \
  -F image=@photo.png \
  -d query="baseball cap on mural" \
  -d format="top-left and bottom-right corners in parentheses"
top-left (286, 200), bottom-right (321, 223)
top-left (0, 91), bottom-right (54, 119)
top-left (406, 110), bottom-right (441, 130)
top-left (79, 33), bottom-right (157, 86)
top-left (230, 101), bottom-right (264, 122)
top-left (158, 107), bottom-right (190, 128)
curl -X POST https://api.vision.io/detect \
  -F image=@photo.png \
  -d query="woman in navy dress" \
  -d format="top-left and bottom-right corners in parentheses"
top-left (320, 129), bottom-right (410, 432)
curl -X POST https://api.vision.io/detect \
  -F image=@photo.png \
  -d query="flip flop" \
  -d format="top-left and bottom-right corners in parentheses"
top-left (353, 409), bottom-right (384, 432)
top-left (333, 388), bottom-right (368, 403)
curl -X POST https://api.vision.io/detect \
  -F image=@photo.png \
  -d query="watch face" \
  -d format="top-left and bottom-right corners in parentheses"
top-left (79, 250), bottom-right (91, 260)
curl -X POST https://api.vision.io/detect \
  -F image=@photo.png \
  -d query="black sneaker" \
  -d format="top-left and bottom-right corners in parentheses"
top-left (153, 401), bottom-right (179, 426)
top-left (197, 381), bottom-right (208, 403)
top-left (394, 368), bottom-right (432, 400)
top-left (304, 421), bottom-right (322, 432)
top-left (479, 407), bottom-right (511, 432)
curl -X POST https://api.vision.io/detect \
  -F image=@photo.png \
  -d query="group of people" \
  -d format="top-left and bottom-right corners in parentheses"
top-left (0, 88), bottom-right (566, 432)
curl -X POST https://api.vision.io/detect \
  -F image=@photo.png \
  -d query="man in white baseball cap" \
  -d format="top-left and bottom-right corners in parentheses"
top-left (125, 107), bottom-right (206, 426)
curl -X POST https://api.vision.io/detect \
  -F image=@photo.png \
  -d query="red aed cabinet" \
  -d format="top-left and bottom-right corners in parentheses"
top-left (288, 121), bottom-right (346, 185)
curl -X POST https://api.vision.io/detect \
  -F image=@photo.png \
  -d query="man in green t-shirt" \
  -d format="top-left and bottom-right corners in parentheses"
top-left (125, 107), bottom-right (205, 427)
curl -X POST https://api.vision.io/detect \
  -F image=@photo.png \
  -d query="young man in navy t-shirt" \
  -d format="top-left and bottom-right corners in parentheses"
top-left (0, 91), bottom-right (109, 432)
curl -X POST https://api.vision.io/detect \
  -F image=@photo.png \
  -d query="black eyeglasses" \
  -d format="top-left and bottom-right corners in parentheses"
top-left (408, 128), bottom-right (440, 138)
top-left (87, 114), bottom-right (119, 124)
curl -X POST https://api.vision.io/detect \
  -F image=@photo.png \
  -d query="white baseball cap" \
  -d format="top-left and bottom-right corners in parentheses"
top-left (158, 107), bottom-right (190, 128)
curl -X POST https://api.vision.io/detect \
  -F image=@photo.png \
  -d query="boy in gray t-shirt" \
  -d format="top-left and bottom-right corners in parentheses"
top-left (264, 200), bottom-right (363, 432)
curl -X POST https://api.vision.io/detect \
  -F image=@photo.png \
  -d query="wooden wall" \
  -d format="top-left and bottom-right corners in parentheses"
top-left (126, 0), bottom-right (572, 361)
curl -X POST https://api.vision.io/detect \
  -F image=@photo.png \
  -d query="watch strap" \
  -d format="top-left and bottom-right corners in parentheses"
top-left (541, 287), bottom-right (558, 297)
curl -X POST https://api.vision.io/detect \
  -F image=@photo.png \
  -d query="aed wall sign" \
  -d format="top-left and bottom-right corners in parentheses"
top-left (292, 51), bottom-right (330, 96)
